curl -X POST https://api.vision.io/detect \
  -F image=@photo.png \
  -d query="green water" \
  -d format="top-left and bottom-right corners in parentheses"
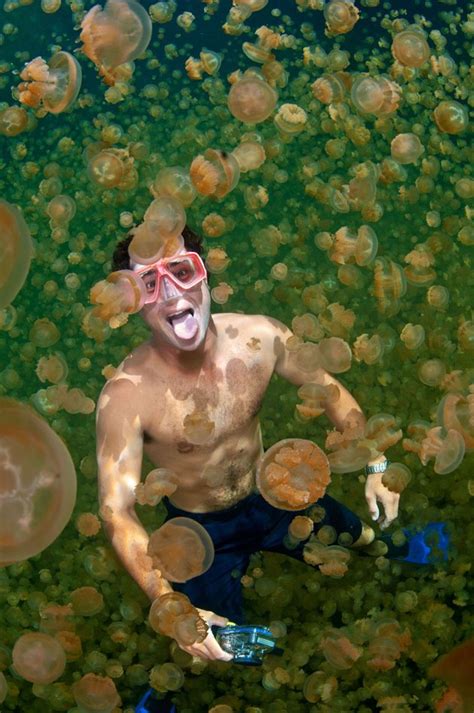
top-left (0, 0), bottom-right (473, 710)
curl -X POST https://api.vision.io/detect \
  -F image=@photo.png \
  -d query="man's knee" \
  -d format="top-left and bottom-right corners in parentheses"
top-left (350, 522), bottom-right (375, 548)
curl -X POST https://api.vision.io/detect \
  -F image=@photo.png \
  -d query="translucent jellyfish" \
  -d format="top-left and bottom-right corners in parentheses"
top-left (433, 100), bottom-right (469, 135)
top-left (38, 602), bottom-right (75, 634)
top-left (288, 515), bottom-right (314, 542)
top-left (303, 671), bottom-right (338, 704)
top-left (70, 586), bottom-right (105, 616)
top-left (0, 106), bottom-right (29, 137)
top-left (365, 413), bottom-right (403, 452)
top-left (183, 410), bottom-right (215, 444)
top-left (400, 323), bottom-right (425, 350)
top-left (373, 257), bottom-right (407, 315)
top-left (202, 212), bottom-right (227, 237)
top-left (90, 269), bottom-right (148, 326)
top-left (391, 133), bottom-right (424, 164)
top-left (35, 352), bottom-right (68, 384)
top-left (427, 285), bottom-right (449, 310)
top-left (206, 247), bottom-right (230, 273)
top-left (211, 282), bottom-right (234, 304)
top-left (437, 392), bottom-right (474, 451)
top-left (311, 73), bottom-right (346, 104)
top-left (418, 359), bottom-right (446, 387)
top-left (150, 166), bottom-right (197, 207)
top-left (404, 244), bottom-right (436, 286)
top-left (353, 333), bottom-right (385, 365)
top-left (143, 197), bottom-right (186, 240)
top-left (319, 629), bottom-right (362, 668)
top-left (296, 382), bottom-right (340, 420)
top-left (382, 463), bottom-right (412, 494)
top-left (47, 195), bottom-right (76, 225)
top-left (429, 638), bottom-right (474, 711)
top-left (327, 443), bottom-right (372, 473)
top-left (80, 0), bottom-right (152, 84)
top-left (71, 673), bottom-right (120, 713)
top-left (150, 662), bottom-right (185, 693)
top-left (318, 337), bottom-right (352, 373)
top-left (135, 468), bottom-right (178, 506)
top-left (323, 0), bottom-right (360, 36)
top-left (0, 398), bottom-right (77, 566)
top-left (147, 517), bottom-right (215, 582)
top-left (391, 28), bottom-right (430, 67)
top-left (149, 592), bottom-right (208, 646)
top-left (256, 438), bottom-right (331, 511)
top-left (419, 427), bottom-right (465, 474)
top-left (0, 199), bottom-right (34, 309)
top-left (87, 148), bottom-right (131, 188)
top-left (274, 103), bottom-right (308, 135)
top-left (18, 51), bottom-right (82, 114)
top-left (295, 342), bottom-right (321, 373)
top-left (190, 149), bottom-right (240, 198)
top-left (351, 75), bottom-right (401, 116)
top-left (29, 318), bottom-right (60, 348)
top-left (231, 141), bottom-right (266, 172)
top-left (303, 539), bottom-right (351, 577)
top-left (128, 221), bottom-right (183, 266)
top-left (292, 313), bottom-right (324, 341)
top-left (12, 632), bottom-right (66, 684)
top-left (0, 672), bottom-right (7, 704)
top-left (227, 75), bottom-right (278, 123)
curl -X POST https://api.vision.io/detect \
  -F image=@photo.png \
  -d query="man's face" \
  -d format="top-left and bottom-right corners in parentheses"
top-left (131, 246), bottom-right (211, 352)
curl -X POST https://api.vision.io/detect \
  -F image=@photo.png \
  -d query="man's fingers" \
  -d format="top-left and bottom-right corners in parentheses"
top-left (366, 494), bottom-right (379, 521)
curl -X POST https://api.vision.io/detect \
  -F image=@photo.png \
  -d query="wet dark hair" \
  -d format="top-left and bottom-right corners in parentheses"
top-left (111, 224), bottom-right (206, 273)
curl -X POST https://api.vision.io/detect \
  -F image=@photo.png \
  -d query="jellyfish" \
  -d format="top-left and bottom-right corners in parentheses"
top-left (417, 359), bottom-right (446, 387)
top-left (391, 28), bottom-right (430, 68)
top-left (437, 391), bottom-right (474, 451)
top-left (70, 586), bottom-right (104, 616)
top-left (391, 133), bottom-right (424, 165)
top-left (87, 148), bottom-right (135, 189)
top-left (419, 427), bottom-right (465, 474)
top-left (206, 247), bottom-right (230, 273)
top-left (150, 662), bottom-right (185, 693)
top-left (433, 100), bottom-right (469, 135)
top-left (231, 141), bottom-right (266, 172)
top-left (90, 269), bottom-right (148, 324)
top-left (190, 149), bottom-right (240, 198)
top-left (373, 258), bottom-right (407, 315)
top-left (80, 0), bottom-right (152, 84)
top-left (429, 638), bottom-right (474, 711)
top-left (149, 592), bottom-right (208, 647)
top-left (202, 212), bottom-right (227, 237)
top-left (303, 539), bottom-right (351, 577)
top-left (0, 199), bottom-right (34, 309)
top-left (365, 413), bottom-right (403, 452)
top-left (400, 323), bottom-right (425, 350)
top-left (18, 51), bottom-right (82, 114)
top-left (150, 166), bottom-right (197, 207)
top-left (227, 74), bottom-right (278, 123)
top-left (319, 629), bottom-right (362, 668)
top-left (352, 333), bottom-right (385, 365)
top-left (147, 517), bottom-right (215, 582)
top-left (351, 75), bottom-right (401, 116)
top-left (274, 103), bottom-right (308, 135)
top-left (0, 398), bottom-right (77, 566)
top-left (404, 244), bottom-right (436, 286)
top-left (128, 221), bottom-right (184, 266)
top-left (46, 194), bottom-right (76, 225)
top-left (311, 73), bottom-right (346, 104)
top-left (183, 409), bottom-right (215, 444)
top-left (211, 282), bottom-right (234, 304)
top-left (135, 468), bottom-right (178, 507)
top-left (0, 106), bottom-right (29, 137)
top-left (318, 337), bottom-right (352, 373)
top-left (12, 632), bottom-right (66, 684)
top-left (296, 382), bottom-right (339, 420)
top-left (143, 197), bottom-right (186, 240)
top-left (72, 673), bottom-right (120, 713)
top-left (256, 438), bottom-right (331, 510)
top-left (323, 0), bottom-right (359, 35)
top-left (381, 463), bottom-right (412, 494)
top-left (35, 352), bottom-right (69, 384)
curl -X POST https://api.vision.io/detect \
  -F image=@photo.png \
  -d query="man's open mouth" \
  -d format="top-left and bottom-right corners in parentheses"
top-left (166, 308), bottom-right (194, 326)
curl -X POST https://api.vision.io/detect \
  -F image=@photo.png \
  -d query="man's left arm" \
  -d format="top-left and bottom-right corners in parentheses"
top-left (262, 317), bottom-right (399, 529)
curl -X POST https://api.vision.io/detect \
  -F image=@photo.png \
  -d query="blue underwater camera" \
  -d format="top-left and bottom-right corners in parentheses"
top-left (213, 624), bottom-right (284, 665)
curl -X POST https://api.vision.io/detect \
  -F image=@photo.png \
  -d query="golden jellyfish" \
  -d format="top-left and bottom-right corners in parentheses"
top-left (205, 247), bottom-right (231, 274)
top-left (147, 517), bottom-right (215, 582)
top-left (143, 197), bottom-right (186, 240)
top-left (71, 673), bottom-right (120, 713)
top-left (35, 352), bottom-right (69, 384)
top-left (391, 28), bottom-right (430, 68)
top-left (303, 539), bottom-right (351, 577)
top-left (80, 0), bottom-right (152, 84)
top-left (256, 438), bottom-right (331, 510)
top-left (128, 221), bottom-right (183, 266)
top-left (294, 342), bottom-right (321, 373)
top-left (29, 318), bottom-right (60, 348)
top-left (70, 586), bottom-right (104, 616)
top-left (418, 358), bottom-right (446, 387)
top-left (292, 312), bottom-right (324, 341)
top-left (373, 257), bottom-right (407, 315)
top-left (311, 73), bottom-right (346, 104)
top-left (433, 100), bottom-right (469, 135)
top-left (391, 133), bottom-right (424, 165)
top-left (46, 194), bottom-right (76, 225)
top-left (327, 442), bottom-right (373, 473)
top-left (242, 41), bottom-right (274, 64)
top-left (38, 602), bottom-right (75, 635)
top-left (437, 391), bottom-right (474, 451)
top-left (400, 323), bottom-right (425, 350)
top-left (296, 382), bottom-right (340, 420)
top-left (231, 141), bottom-right (266, 172)
top-left (429, 638), bottom-right (474, 711)
top-left (87, 148), bottom-right (133, 189)
top-left (365, 413), bottom-right (402, 452)
top-left (288, 515), bottom-right (314, 542)
top-left (150, 166), bottom-right (197, 207)
top-left (211, 282), bottom-right (234, 304)
top-left (419, 426), bottom-right (465, 474)
top-left (190, 149), bottom-right (240, 198)
top-left (303, 671), bottom-right (338, 704)
top-left (202, 212), bottom-right (227, 237)
top-left (353, 333), bottom-right (385, 365)
top-left (274, 103), bottom-right (308, 135)
top-left (0, 199), bottom-right (34, 309)
top-left (90, 269), bottom-right (148, 324)
top-left (319, 629), bottom-right (362, 668)
top-left (318, 337), bottom-right (352, 373)
top-left (323, 0), bottom-right (360, 36)
top-left (227, 75), bottom-right (278, 123)
top-left (18, 51), bottom-right (82, 114)
top-left (135, 468), bottom-right (178, 506)
top-left (183, 409), bottom-right (215, 444)
top-left (149, 592), bottom-right (208, 646)
top-left (404, 244), bottom-right (436, 286)
top-left (382, 462), bottom-right (412, 494)
top-left (0, 106), bottom-right (29, 137)
top-left (12, 632), bottom-right (66, 684)
top-left (350, 75), bottom-right (401, 116)
top-left (262, 59), bottom-right (288, 88)
top-left (149, 662), bottom-right (185, 693)
top-left (427, 285), bottom-right (449, 310)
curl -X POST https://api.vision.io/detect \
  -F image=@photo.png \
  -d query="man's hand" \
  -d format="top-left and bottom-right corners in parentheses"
top-left (176, 608), bottom-right (234, 662)
top-left (365, 472), bottom-right (400, 530)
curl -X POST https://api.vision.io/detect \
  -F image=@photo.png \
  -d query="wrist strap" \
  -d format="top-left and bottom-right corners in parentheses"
top-left (365, 460), bottom-right (390, 475)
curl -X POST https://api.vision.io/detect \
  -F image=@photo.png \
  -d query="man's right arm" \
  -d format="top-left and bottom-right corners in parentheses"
top-left (95, 379), bottom-right (173, 602)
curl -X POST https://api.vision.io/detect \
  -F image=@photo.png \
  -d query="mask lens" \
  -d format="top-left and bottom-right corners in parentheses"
top-left (166, 257), bottom-right (196, 285)
top-left (140, 269), bottom-right (157, 294)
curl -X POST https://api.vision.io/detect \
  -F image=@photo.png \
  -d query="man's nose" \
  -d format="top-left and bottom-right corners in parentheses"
top-left (159, 276), bottom-right (181, 301)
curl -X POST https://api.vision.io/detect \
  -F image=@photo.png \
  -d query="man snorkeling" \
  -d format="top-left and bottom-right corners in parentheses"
top-left (96, 226), bottom-right (447, 710)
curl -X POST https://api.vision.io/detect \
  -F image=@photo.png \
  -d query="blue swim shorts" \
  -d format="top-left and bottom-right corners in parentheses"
top-left (162, 491), bottom-right (363, 624)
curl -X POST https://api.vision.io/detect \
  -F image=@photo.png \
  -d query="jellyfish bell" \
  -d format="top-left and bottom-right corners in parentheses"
top-left (90, 269), bottom-right (148, 320)
top-left (231, 141), bottom-right (266, 172)
top-left (143, 196), bottom-right (186, 240)
top-left (0, 398), bottom-right (77, 566)
top-left (391, 133), bottom-right (424, 164)
top-left (150, 166), bottom-right (197, 207)
top-left (391, 27), bottom-right (430, 68)
top-left (0, 105), bottom-right (29, 137)
top-left (147, 517), bottom-right (215, 582)
top-left (80, 0), bottom-right (152, 84)
top-left (190, 149), bottom-right (240, 198)
top-left (323, 0), bottom-right (360, 36)
top-left (311, 73), bottom-right (346, 104)
top-left (256, 438), bottom-right (331, 511)
top-left (274, 103), bottom-right (308, 135)
top-left (19, 51), bottom-right (82, 114)
top-left (433, 100), bottom-right (469, 135)
top-left (351, 75), bottom-right (401, 117)
top-left (227, 74), bottom-right (278, 123)
top-left (0, 199), bottom-right (34, 310)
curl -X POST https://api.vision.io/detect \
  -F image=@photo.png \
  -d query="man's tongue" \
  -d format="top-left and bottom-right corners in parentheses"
top-left (169, 310), bottom-right (198, 339)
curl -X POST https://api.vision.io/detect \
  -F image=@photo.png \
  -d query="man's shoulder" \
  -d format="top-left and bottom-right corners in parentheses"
top-left (216, 312), bottom-right (287, 332)
top-left (98, 344), bottom-right (151, 409)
